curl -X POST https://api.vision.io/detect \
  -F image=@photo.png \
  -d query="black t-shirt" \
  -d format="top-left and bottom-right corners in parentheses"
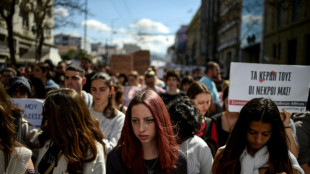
top-left (106, 147), bottom-right (188, 174)
top-left (159, 91), bottom-right (186, 106)
top-left (211, 113), bottom-right (230, 147)
top-left (83, 71), bottom-right (96, 93)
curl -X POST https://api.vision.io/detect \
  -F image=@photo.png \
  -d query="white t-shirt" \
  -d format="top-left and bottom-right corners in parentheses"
top-left (178, 135), bottom-right (213, 174)
top-left (90, 108), bottom-right (125, 147)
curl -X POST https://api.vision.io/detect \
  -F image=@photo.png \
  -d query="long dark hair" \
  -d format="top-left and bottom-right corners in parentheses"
top-left (91, 72), bottom-right (117, 118)
top-left (117, 89), bottom-right (179, 173)
top-left (34, 62), bottom-right (52, 79)
top-left (42, 88), bottom-right (105, 174)
top-left (29, 77), bottom-right (46, 99)
top-left (212, 98), bottom-right (293, 174)
top-left (0, 82), bottom-right (23, 171)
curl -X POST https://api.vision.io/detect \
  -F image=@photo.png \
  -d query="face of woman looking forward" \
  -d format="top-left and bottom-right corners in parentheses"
top-left (193, 92), bottom-right (211, 115)
top-left (91, 79), bottom-right (111, 106)
top-left (32, 65), bottom-right (44, 79)
top-left (131, 104), bottom-right (156, 146)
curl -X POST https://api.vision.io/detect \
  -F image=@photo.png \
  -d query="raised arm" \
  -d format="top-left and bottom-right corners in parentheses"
top-left (282, 110), bottom-right (299, 158)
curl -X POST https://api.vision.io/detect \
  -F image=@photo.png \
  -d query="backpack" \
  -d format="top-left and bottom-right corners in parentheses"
top-left (201, 117), bottom-right (218, 157)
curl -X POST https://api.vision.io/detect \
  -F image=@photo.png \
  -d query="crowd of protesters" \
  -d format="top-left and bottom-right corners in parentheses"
top-left (0, 57), bottom-right (309, 174)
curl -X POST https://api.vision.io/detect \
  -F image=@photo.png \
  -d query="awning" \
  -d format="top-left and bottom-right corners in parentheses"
top-left (19, 46), bottom-right (62, 65)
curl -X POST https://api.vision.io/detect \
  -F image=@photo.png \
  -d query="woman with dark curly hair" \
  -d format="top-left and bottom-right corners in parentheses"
top-left (106, 89), bottom-right (187, 174)
top-left (212, 98), bottom-right (303, 174)
top-left (34, 88), bottom-right (106, 174)
top-left (168, 96), bottom-right (213, 174)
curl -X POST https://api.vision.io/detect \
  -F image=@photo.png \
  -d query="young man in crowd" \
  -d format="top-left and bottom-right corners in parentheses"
top-left (200, 61), bottom-right (221, 103)
top-left (143, 69), bottom-right (165, 94)
top-left (64, 64), bottom-right (93, 108)
top-left (159, 69), bottom-right (185, 105)
top-left (80, 56), bottom-right (96, 93)
top-left (1, 67), bottom-right (17, 90)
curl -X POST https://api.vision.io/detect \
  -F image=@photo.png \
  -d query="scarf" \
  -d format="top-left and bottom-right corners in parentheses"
top-left (240, 146), bottom-right (269, 174)
top-left (38, 141), bottom-right (62, 174)
top-left (239, 146), bottom-right (305, 174)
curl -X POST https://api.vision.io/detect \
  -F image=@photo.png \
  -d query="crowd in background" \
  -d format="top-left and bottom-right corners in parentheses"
top-left (0, 57), bottom-right (309, 174)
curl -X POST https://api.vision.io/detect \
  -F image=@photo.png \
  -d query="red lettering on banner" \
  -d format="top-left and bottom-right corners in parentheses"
top-left (229, 99), bottom-right (249, 106)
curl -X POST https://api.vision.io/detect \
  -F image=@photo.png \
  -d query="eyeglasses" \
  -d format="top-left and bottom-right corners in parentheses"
top-left (56, 66), bottom-right (63, 69)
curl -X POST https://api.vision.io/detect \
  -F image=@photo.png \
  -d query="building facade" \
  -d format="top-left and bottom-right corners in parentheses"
top-left (263, 0), bottom-right (310, 65)
top-left (217, 0), bottom-right (242, 78)
top-left (54, 33), bottom-right (91, 54)
top-left (0, 0), bottom-right (54, 64)
top-left (203, 0), bottom-right (219, 65)
top-left (184, 0), bottom-right (220, 66)
top-left (173, 25), bottom-right (188, 65)
top-left (186, 8), bottom-right (200, 65)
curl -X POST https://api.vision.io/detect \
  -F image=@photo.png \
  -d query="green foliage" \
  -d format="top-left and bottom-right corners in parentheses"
top-left (61, 49), bottom-right (92, 61)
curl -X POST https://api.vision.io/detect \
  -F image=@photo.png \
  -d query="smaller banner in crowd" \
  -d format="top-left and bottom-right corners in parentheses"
top-left (122, 86), bottom-right (141, 106)
top-left (12, 98), bottom-right (44, 127)
top-left (229, 62), bottom-right (310, 113)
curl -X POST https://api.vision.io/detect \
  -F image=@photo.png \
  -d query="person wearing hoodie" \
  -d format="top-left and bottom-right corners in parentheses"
top-left (64, 64), bottom-right (93, 108)
top-left (8, 77), bottom-right (32, 98)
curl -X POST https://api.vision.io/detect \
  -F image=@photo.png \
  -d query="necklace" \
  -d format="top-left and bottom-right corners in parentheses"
top-left (144, 158), bottom-right (159, 174)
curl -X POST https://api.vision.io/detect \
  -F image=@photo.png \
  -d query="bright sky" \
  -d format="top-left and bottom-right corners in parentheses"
top-left (54, 0), bottom-right (201, 57)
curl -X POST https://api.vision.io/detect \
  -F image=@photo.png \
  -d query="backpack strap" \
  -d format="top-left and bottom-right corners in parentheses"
top-left (202, 117), bottom-right (219, 157)
top-left (203, 117), bottom-right (212, 139)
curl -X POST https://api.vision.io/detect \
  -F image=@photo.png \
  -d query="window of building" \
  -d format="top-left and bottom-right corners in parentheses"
top-left (287, 39), bottom-right (297, 64)
top-left (306, 35), bottom-right (310, 65)
top-left (273, 44), bottom-right (277, 59)
top-left (277, 2), bottom-right (283, 27)
top-left (19, 47), bottom-right (28, 57)
top-left (63, 37), bottom-right (69, 45)
top-left (0, 34), bottom-right (5, 42)
top-left (273, 43), bottom-right (281, 59)
top-left (46, 28), bottom-right (51, 38)
top-left (1, 2), bottom-right (10, 13)
top-left (226, 51), bottom-right (232, 61)
top-left (292, 0), bottom-right (300, 21)
top-left (19, 10), bottom-right (29, 28)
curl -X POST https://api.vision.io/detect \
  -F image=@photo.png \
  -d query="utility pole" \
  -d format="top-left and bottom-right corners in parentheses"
top-left (109, 18), bottom-right (118, 55)
top-left (84, 0), bottom-right (88, 52)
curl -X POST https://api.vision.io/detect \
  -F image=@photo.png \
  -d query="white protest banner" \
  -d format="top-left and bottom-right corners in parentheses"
top-left (229, 62), bottom-right (310, 113)
top-left (12, 98), bottom-right (44, 127)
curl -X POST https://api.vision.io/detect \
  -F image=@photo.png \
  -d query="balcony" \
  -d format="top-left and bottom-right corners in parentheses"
top-left (220, 0), bottom-right (240, 17)
top-left (218, 20), bottom-right (237, 34)
top-left (217, 37), bottom-right (239, 51)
